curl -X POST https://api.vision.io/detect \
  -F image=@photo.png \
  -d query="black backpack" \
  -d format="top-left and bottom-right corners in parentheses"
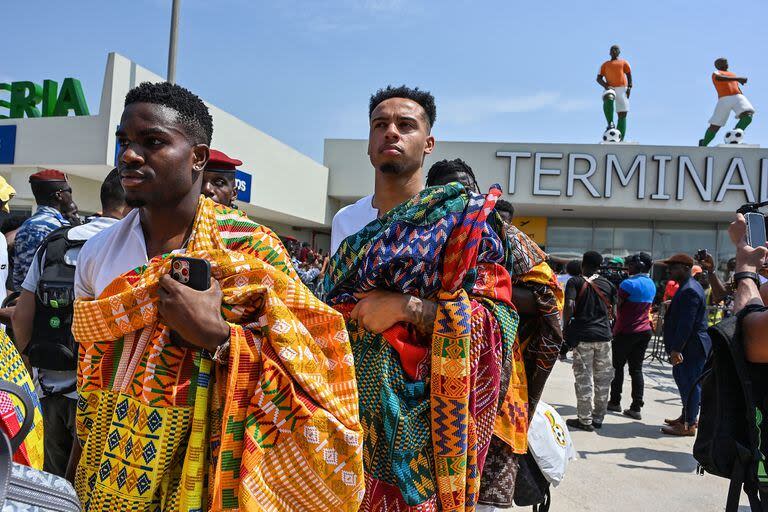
top-left (25, 226), bottom-right (85, 372)
top-left (693, 307), bottom-right (768, 511)
top-left (513, 453), bottom-right (551, 512)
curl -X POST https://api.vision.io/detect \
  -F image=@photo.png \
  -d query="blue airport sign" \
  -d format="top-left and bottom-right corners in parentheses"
top-left (235, 170), bottom-right (252, 203)
top-left (0, 125), bottom-right (17, 164)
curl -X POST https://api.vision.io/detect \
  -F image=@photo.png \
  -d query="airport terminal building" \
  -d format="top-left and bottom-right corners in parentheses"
top-left (325, 139), bottom-right (768, 267)
top-left (3, 53), bottom-right (767, 268)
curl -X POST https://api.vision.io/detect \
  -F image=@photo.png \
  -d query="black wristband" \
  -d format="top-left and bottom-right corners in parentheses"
top-left (734, 271), bottom-right (761, 288)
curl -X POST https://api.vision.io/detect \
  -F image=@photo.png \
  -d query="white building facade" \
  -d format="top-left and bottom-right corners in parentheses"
top-left (0, 53), bottom-right (332, 247)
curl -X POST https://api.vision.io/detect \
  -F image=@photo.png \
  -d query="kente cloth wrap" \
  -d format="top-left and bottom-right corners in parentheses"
top-left (478, 250), bottom-right (564, 507)
top-left (325, 183), bottom-right (526, 512)
top-left (0, 332), bottom-right (44, 468)
top-left (72, 196), bottom-right (364, 511)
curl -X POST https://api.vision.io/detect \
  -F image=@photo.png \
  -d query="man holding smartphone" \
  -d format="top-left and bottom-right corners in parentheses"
top-left (660, 254), bottom-right (712, 436)
top-left (71, 82), bottom-right (364, 511)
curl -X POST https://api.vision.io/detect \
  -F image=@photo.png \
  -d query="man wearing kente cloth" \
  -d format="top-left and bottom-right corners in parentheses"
top-left (326, 85), bottom-right (530, 512)
top-left (71, 82), bottom-right (364, 511)
top-left (423, 148), bottom-right (565, 510)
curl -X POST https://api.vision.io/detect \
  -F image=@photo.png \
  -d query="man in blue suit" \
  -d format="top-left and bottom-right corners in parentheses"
top-left (661, 253), bottom-right (713, 436)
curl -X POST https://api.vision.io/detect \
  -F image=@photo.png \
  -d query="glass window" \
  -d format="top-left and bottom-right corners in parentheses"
top-left (594, 220), bottom-right (652, 258)
top-left (716, 223), bottom-right (736, 274)
top-left (593, 227), bottom-right (613, 255)
top-left (653, 222), bottom-right (717, 260)
top-left (546, 219), bottom-right (592, 258)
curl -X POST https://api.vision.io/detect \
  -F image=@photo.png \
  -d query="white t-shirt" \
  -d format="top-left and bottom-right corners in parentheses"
top-left (75, 209), bottom-right (186, 299)
top-left (330, 195), bottom-right (378, 256)
top-left (21, 216), bottom-right (120, 399)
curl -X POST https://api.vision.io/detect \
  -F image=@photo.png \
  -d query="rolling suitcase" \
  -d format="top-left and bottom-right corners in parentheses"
top-left (0, 380), bottom-right (80, 511)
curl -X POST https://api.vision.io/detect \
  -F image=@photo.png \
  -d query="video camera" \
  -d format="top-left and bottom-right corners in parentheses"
top-left (598, 258), bottom-right (628, 288)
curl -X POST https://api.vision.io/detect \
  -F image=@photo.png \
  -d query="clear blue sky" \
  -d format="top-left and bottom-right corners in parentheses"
top-left (3, 0), bottom-right (767, 161)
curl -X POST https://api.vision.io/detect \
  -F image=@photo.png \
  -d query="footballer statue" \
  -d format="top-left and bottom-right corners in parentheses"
top-left (699, 57), bottom-right (755, 146)
top-left (597, 44), bottom-right (632, 142)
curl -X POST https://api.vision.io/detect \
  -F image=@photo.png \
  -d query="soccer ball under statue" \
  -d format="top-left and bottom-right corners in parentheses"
top-left (602, 128), bottom-right (622, 143)
top-left (724, 128), bottom-right (744, 144)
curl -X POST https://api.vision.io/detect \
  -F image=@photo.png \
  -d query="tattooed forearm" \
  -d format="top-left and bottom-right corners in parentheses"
top-left (406, 296), bottom-right (438, 337)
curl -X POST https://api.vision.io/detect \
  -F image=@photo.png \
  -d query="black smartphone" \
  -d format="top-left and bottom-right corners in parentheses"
top-left (695, 249), bottom-right (707, 262)
top-left (170, 257), bottom-right (211, 291)
top-left (746, 212), bottom-right (768, 249)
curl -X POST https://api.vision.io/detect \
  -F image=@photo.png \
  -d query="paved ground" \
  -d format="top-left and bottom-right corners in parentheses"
top-left (535, 354), bottom-right (749, 512)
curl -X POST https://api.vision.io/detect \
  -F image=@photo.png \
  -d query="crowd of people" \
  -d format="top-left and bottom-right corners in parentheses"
top-left (283, 240), bottom-right (330, 297)
top-left (0, 78), bottom-right (763, 512)
top-left (552, 247), bottom-right (745, 436)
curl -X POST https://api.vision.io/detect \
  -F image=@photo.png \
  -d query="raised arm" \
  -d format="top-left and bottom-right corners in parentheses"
top-left (698, 253), bottom-right (729, 304)
top-left (728, 214), bottom-right (768, 361)
top-left (715, 74), bottom-right (748, 85)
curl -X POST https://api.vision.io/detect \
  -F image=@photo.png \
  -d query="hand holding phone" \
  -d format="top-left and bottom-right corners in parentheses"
top-left (170, 257), bottom-right (211, 291)
top-left (159, 257), bottom-right (227, 353)
top-left (745, 212), bottom-right (767, 249)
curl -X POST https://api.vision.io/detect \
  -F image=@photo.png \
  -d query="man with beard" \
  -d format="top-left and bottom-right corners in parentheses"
top-left (71, 81), bottom-right (363, 511)
top-left (326, 85), bottom-right (533, 511)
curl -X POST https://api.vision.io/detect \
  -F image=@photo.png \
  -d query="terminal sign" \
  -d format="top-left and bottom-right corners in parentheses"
top-left (0, 78), bottom-right (90, 119)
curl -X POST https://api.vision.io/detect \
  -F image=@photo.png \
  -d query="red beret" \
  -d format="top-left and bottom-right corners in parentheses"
top-left (205, 149), bottom-right (242, 173)
top-left (29, 169), bottom-right (68, 183)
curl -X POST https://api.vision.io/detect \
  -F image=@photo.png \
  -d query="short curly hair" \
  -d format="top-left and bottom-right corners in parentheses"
top-left (426, 158), bottom-right (479, 192)
top-left (369, 85), bottom-right (436, 130)
top-left (124, 82), bottom-right (213, 145)
top-left (495, 199), bottom-right (514, 218)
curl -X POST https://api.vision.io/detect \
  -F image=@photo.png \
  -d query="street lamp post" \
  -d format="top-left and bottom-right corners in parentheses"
top-left (167, 0), bottom-right (181, 83)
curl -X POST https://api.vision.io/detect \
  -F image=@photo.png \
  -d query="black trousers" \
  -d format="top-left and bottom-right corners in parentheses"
top-left (41, 394), bottom-right (77, 477)
top-left (609, 330), bottom-right (653, 410)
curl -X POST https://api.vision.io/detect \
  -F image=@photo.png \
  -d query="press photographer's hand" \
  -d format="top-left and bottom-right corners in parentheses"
top-left (729, 213), bottom-right (768, 273)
